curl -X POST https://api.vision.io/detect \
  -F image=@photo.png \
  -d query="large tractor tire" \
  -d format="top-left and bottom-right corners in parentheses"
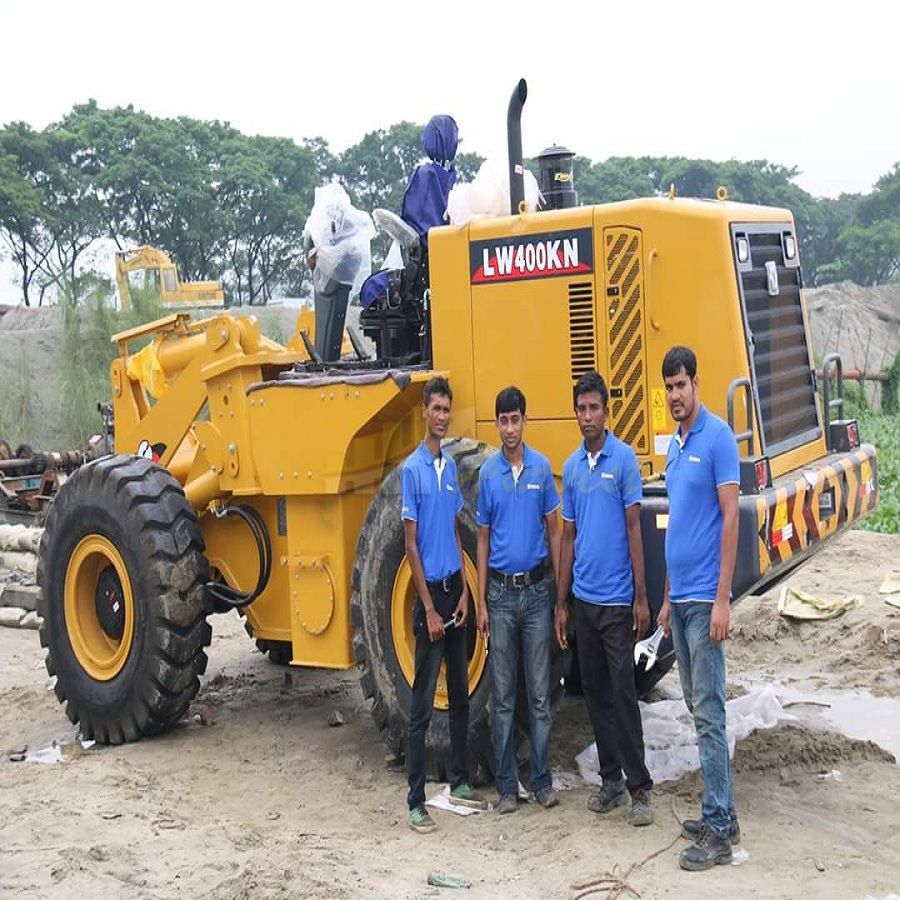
top-left (351, 438), bottom-right (567, 783)
top-left (37, 455), bottom-right (211, 744)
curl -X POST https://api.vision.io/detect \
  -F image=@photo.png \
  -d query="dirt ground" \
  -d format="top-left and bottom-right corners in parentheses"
top-left (1, 529), bottom-right (898, 899)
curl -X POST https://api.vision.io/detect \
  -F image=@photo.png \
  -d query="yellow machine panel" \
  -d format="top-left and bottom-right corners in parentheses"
top-left (430, 196), bottom-right (823, 479)
top-left (601, 226), bottom-right (650, 456)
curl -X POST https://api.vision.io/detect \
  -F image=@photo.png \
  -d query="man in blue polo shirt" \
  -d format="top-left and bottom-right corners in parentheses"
top-left (554, 370), bottom-right (653, 827)
top-left (475, 386), bottom-right (561, 814)
top-left (657, 345), bottom-right (740, 871)
top-left (402, 375), bottom-right (487, 833)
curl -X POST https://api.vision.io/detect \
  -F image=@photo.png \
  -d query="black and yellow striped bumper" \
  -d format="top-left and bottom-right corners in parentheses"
top-left (639, 444), bottom-right (878, 605)
top-left (743, 444), bottom-right (878, 591)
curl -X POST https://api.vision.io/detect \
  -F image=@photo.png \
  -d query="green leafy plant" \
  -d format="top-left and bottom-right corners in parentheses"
top-left (882, 349), bottom-right (900, 415)
top-left (857, 410), bottom-right (900, 534)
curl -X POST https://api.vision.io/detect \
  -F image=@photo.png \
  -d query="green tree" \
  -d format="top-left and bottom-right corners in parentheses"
top-left (218, 133), bottom-right (316, 305)
top-left (59, 103), bottom-right (231, 283)
top-left (0, 124), bottom-right (55, 305)
top-left (816, 162), bottom-right (900, 286)
top-left (338, 121), bottom-right (424, 215)
top-left (38, 124), bottom-right (107, 294)
top-left (575, 155), bottom-right (662, 203)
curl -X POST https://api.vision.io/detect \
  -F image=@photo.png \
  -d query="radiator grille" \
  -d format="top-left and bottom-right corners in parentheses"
top-left (568, 281), bottom-right (596, 382)
top-left (732, 225), bottom-right (819, 454)
top-left (604, 228), bottom-right (649, 454)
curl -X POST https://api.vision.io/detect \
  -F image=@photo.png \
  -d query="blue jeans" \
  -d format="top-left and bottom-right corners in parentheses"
top-left (488, 575), bottom-right (553, 797)
top-left (670, 601), bottom-right (735, 838)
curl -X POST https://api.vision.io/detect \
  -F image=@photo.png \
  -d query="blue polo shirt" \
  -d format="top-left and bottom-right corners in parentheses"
top-left (401, 442), bottom-right (464, 582)
top-left (664, 406), bottom-right (740, 602)
top-left (476, 444), bottom-right (560, 573)
top-left (561, 431), bottom-right (642, 605)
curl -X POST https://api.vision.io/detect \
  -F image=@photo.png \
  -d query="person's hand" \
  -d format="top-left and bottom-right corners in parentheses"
top-left (658, 599), bottom-right (671, 639)
top-left (425, 608), bottom-right (445, 642)
top-left (476, 603), bottom-right (489, 639)
top-left (710, 599), bottom-right (730, 642)
top-left (555, 602), bottom-right (569, 650)
top-left (632, 594), bottom-right (650, 639)
top-left (453, 591), bottom-right (469, 628)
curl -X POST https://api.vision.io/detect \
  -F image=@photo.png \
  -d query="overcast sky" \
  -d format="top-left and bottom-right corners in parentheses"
top-left (0, 0), bottom-right (896, 306)
top-left (1, 0), bottom-right (896, 202)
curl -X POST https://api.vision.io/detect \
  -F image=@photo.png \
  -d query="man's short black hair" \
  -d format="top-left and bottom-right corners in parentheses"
top-left (662, 346), bottom-right (697, 380)
top-left (573, 370), bottom-right (609, 410)
top-left (422, 376), bottom-right (452, 406)
top-left (495, 385), bottom-right (526, 418)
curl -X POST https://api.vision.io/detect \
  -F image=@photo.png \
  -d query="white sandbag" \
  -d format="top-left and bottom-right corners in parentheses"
top-left (0, 550), bottom-right (37, 575)
top-left (0, 524), bottom-right (42, 553)
top-left (576, 683), bottom-right (794, 785)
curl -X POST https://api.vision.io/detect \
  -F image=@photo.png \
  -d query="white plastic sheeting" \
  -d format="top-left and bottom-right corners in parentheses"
top-left (446, 158), bottom-right (541, 226)
top-left (576, 683), bottom-right (794, 785)
top-left (302, 182), bottom-right (375, 296)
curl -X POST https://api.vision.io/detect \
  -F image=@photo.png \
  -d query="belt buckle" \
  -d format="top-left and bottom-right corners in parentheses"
top-left (511, 572), bottom-right (527, 589)
top-left (442, 576), bottom-right (451, 593)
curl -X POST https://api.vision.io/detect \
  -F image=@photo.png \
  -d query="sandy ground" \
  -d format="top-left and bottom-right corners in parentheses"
top-left (1, 529), bottom-right (899, 900)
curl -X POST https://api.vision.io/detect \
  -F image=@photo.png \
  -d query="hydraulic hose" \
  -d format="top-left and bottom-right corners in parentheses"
top-left (204, 504), bottom-right (272, 609)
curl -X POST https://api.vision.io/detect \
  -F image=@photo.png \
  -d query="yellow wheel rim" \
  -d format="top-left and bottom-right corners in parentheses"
top-left (390, 554), bottom-right (487, 711)
top-left (64, 535), bottom-right (135, 681)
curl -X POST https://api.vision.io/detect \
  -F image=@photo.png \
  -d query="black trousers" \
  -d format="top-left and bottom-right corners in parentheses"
top-left (574, 599), bottom-right (652, 795)
top-left (406, 571), bottom-right (470, 809)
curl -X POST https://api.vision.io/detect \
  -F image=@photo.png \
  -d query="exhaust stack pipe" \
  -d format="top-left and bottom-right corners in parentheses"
top-left (507, 79), bottom-right (527, 215)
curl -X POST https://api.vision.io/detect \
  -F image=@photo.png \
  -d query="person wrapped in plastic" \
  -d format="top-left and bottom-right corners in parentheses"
top-left (302, 182), bottom-right (374, 362)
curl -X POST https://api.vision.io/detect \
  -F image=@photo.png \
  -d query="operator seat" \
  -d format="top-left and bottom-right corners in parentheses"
top-left (359, 115), bottom-right (458, 364)
top-left (400, 114), bottom-right (458, 248)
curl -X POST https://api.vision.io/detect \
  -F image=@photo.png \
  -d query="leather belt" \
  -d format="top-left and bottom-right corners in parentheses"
top-left (490, 562), bottom-right (546, 590)
top-left (426, 570), bottom-right (461, 594)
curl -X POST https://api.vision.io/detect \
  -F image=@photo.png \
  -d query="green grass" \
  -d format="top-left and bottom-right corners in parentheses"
top-left (856, 410), bottom-right (900, 534)
top-left (52, 292), bottom-right (292, 448)
top-left (0, 344), bottom-right (38, 449)
top-left (56, 288), bottom-right (164, 448)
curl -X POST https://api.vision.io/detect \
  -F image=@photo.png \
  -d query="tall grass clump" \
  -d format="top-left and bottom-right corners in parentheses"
top-left (56, 279), bottom-right (162, 447)
top-left (0, 344), bottom-right (38, 447)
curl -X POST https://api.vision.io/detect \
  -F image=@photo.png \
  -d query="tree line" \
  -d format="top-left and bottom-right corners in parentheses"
top-left (0, 101), bottom-right (897, 306)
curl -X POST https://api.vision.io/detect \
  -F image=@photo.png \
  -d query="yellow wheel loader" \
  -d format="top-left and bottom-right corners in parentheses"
top-left (115, 245), bottom-right (224, 311)
top-left (38, 82), bottom-right (878, 778)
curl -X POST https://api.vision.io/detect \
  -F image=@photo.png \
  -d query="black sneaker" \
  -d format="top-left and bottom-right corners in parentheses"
top-left (586, 777), bottom-right (628, 814)
top-left (679, 823), bottom-right (733, 871)
top-left (681, 815), bottom-right (741, 845)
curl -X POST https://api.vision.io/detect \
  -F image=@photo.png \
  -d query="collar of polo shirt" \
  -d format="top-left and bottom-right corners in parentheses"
top-left (674, 404), bottom-right (709, 450)
top-left (498, 443), bottom-right (534, 475)
top-left (578, 431), bottom-right (612, 471)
